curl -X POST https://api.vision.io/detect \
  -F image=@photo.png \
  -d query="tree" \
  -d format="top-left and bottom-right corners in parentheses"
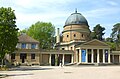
top-left (90, 24), bottom-right (105, 40)
top-left (105, 37), bottom-right (115, 50)
top-left (0, 7), bottom-right (18, 66)
top-left (105, 37), bottom-right (113, 42)
top-left (111, 23), bottom-right (120, 42)
top-left (18, 28), bottom-right (28, 36)
top-left (27, 21), bottom-right (55, 49)
top-left (111, 23), bottom-right (120, 50)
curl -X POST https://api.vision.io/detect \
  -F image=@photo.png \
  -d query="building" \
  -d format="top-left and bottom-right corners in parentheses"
top-left (10, 34), bottom-right (40, 65)
top-left (10, 34), bottom-right (74, 66)
top-left (8, 10), bottom-right (120, 66)
top-left (55, 10), bottom-right (111, 64)
top-left (111, 46), bottom-right (120, 64)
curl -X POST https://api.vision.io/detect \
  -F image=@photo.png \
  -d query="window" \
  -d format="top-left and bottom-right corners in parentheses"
top-left (62, 48), bottom-right (65, 50)
top-left (31, 54), bottom-right (35, 59)
top-left (20, 53), bottom-right (27, 59)
top-left (11, 53), bottom-right (15, 59)
top-left (74, 34), bottom-right (76, 37)
top-left (21, 43), bottom-right (26, 49)
top-left (67, 35), bottom-right (69, 37)
top-left (31, 44), bottom-right (36, 49)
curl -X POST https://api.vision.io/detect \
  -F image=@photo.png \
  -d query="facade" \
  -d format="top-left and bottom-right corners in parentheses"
top-left (7, 10), bottom-right (120, 66)
top-left (9, 34), bottom-right (73, 66)
top-left (55, 10), bottom-right (111, 64)
top-left (111, 47), bottom-right (120, 64)
top-left (10, 34), bottom-right (40, 65)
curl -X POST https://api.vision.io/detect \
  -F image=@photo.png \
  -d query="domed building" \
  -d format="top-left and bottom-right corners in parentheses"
top-left (7, 10), bottom-right (112, 66)
top-left (55, 10), bottom-right (111, 65)
top-left (62, 10), bottom-right (90, 42)
top-left (56, 10), bottom-right (91, 50)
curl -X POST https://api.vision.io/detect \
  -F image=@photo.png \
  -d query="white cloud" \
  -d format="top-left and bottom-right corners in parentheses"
top-left (107, 1), bottom-right (118, 6)
top-left (0, 0), bottom-right (120, 37)
top-left (83, 7), bottom-right (120, 19)
top-left (13, 0), bottom-right (74, 9)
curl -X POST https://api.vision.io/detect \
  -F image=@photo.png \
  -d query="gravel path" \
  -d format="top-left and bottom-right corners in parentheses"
top-left (0, 66), bottom-right (120, 79)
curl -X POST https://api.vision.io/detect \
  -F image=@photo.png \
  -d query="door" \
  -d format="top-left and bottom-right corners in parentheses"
top-left (51, 54), bottom-right (55, 66)
top-left (20, 53), bottom-right (27, 63)
top-left (22, 57), bottom-right (25, 63)
top-left (114, 55), bottom-right (119, 63)
top-left (82, 50), bottom-right (86, 62)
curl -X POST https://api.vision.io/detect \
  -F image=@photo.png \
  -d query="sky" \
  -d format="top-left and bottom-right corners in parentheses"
top-left (0, 0), bottom-right (120, 37)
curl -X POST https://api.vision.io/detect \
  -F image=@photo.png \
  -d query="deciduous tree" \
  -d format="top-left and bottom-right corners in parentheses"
top-left (27, 21), bottom-right (55, 49)
top-left (0, 7), bottom-right (18, 66)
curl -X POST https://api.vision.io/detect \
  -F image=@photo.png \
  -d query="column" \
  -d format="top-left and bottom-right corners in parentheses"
top-left (91, 49), bottom-right (94, 63)
top-left (71, 54), bottom-right (74, 63)
top-left (119, 55), bottom-right (120, 63)
top-left (97, 49), bottom-right (100, 63)
top-left (55, 54), bottom-right (57, 66)
top-left (79, 49), bottom-right (81, 63)
top-left (112, 55), bottom-right (114, 63)
top-left (62, 54), bottom-right (64, 65)
top-left (76, 50), bottom-right (78, 63)
top-left (108, 49), bottom-right (111, 63)
top-left (86, 49), bottom-right (88, 63)
top-left (49, 54), bottom-right (51, 66)
top-left (103, 49), bottom-right (105, 63)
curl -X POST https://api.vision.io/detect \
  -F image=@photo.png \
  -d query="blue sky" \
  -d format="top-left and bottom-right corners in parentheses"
top-left (0, 0), bottom-right (120, 37)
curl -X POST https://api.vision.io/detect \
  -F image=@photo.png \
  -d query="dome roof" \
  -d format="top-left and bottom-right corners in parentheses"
top-left (65, 10), bottom-right (88, 26)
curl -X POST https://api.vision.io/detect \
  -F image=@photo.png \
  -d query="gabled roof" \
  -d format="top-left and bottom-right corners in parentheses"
top-left (18, 34), bottom-right (39, 43)
top-left (76, 39), bottom-right (110, 48)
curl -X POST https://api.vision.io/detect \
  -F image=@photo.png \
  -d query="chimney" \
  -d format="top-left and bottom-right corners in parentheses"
top-left (56, 28), bottom-right (60, 43)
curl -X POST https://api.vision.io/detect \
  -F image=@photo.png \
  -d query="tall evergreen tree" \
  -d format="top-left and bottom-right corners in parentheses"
top-left (111, 23), bottom-right (120, 50)
top-left (91, 24), bottom-right (105, 40)
top-left (111, 23), bottom-right (120, 42)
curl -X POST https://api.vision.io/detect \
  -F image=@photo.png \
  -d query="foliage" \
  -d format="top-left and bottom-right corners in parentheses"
top-left (105, 37), bottom-right (113, 42)
top-left (110, 23), bottom-right (120, 50)
top-left (111, 23), bottom-right (120, 42)
top-left (90, 24), bottom-right (105, 40)
top-left (0, 7), bottom-right (18, 65)
top-left (18, 29), bottom-right (27, 36)
top-left (27, 21), bottom-right (55, 49)
top-left (106, 42), bottom-right (116, 51)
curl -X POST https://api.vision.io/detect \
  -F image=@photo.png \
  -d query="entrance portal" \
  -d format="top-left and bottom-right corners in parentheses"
top-left (51, 54), bottom-right (55, 66)
top-left (20, 53), bottom-right (27, 63)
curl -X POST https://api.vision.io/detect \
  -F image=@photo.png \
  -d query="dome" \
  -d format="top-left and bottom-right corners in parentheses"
top-left (65, 10), bottom-right (88, 26)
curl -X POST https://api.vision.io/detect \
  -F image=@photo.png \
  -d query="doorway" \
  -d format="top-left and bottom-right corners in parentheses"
top-left (20, 53), bottom-right (27, 63)
top-left (51, 54), bottom-right (55, 66)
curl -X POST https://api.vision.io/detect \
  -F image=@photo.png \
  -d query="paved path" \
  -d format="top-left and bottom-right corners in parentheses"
top-left (1, 66), bottom-right (120, 79)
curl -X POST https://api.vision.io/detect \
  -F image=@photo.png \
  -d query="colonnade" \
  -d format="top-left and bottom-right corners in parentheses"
top-left (76, 49), bottom-right (111, 63)
top-left (48, 54), bottom-right (74, 65)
